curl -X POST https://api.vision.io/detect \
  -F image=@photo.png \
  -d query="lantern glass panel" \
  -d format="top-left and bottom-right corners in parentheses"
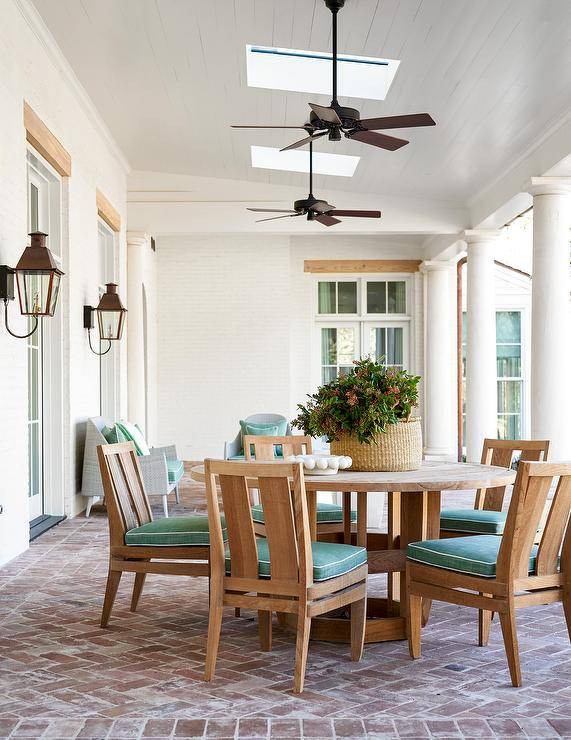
top-left (16, 270), bottom-right (54, 316)
top-left (48, 273), bottom-right (61, 316)
top-left (97, 309), bottom-right (124, 340)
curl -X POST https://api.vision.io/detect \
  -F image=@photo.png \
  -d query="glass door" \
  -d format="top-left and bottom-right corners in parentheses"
top-left (319, 323), bottom-right (360, 384)
top-left (365, 322), bottom-right (409, 370)
top-left (97, 221), bottom-right (117, 419)
top-left (27, 175), bottom-right (46, 521)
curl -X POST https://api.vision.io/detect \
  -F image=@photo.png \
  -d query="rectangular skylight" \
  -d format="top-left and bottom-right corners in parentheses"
top-left (246, 45), bottom-right (400, 101)
top-left (251, 146), bottom-right (359, 177)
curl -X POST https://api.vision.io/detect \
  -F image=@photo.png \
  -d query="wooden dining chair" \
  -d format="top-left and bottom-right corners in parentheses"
top-left (203, 459), bottom-right (368, 694)
top-left (97, 441), bottom-right (213, 627)
top-left (440, 439), bottom-right (550, 538)
top-left (407, 461), bottom-right (571, 686)
top-left (244, 435), bottom-right (356, 537)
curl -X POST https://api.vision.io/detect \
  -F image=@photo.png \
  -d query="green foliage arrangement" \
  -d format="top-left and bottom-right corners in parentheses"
top-left (292, 357), bottom-right (421, 444)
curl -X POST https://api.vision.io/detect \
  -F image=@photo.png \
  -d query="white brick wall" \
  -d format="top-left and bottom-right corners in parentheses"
top-left (0, 0), bottom-right (128, 566)
top-left (156, 234), bottom-right (427, 461)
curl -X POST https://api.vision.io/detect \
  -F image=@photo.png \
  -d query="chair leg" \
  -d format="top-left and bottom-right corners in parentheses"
top-left (101, 569), bottom-right (122, 627)
top-left (293, 611), bottom-right (311, 694)
top-left (563, 588), bottom-right (571, 642)
top-left (85, 496), bottom-right (98, 518)
top-left (421, 599), bottom-right (432, 627)
top-left (350, 596), bottom-right (366, 661)
top-left (174, 485), bottom-right (180, 504)
top-left (408, 592), bottom-right (422, 659)
top-left (499, 607), bottom-right (522, 687)
top-left (162, 495), bottom-right (169, 518)
top-left (478, 594), bottom-right (493, 646)
top-left (204, 578), bottom-right (224, 682)
top-left (258, 607), bottom-right (272, 652)
top-left (234, 608), bottom-right (241, 617)
top-left (131, 572), bottom-right (147, 612)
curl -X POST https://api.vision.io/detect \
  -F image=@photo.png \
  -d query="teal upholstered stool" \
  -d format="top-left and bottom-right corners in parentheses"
top-left (125, 515), bottom-right (226, 547)
top-left (407, 534), bottom-right (539, 578)
top-left (251, 502), bottom-right (357, 526)
top-left (226, 538), bottom-right (367, 581)
top-left (439, 508), bottom-right (507, 535)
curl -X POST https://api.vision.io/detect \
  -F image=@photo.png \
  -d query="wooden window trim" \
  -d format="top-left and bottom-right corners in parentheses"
top-left (304, 259), bottom-right (421, 274)
top-left (96, 189), bottom-right (121, 232)
top-left (24, 102), bottom-right (71, 177)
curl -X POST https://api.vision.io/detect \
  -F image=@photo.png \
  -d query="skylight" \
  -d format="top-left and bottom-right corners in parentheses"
top-left (251, 146), bottom-right (359, 178)
top-left (246, 45), bottom-right (400, 101)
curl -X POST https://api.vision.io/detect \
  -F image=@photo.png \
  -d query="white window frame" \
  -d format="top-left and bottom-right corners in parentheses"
top-left (97, 219), bottom-right (118, 420)
top-left (27, 149), bottom-right (64, 522)
top-left (313, 274), bottom-right (415, 388)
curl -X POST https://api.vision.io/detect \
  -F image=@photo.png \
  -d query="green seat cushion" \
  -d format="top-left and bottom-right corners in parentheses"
top-left (251, 502), bottom-right (356, 524)
top-left (440, 508), bottom-right (507, 535)
top-left (166, 459), bottom-right (184, 485)
top-left (117, 420), bottom-right (151, 456)
top-left (125, 515), bottom-right (226, 546)
top-left (225, 538), bottom-right (367, 581)
top-left (101, 424), bottom-right (129, 445)
top-left (407, 535), bottom-right (538, 578)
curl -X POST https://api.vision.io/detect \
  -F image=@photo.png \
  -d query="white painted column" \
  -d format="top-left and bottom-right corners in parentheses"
top-left (464, 230), bottom-right (501, 462)
top-left (529, 178), bottom-right (571, 460)
top-left (421, 261), bottom-right (455, 458)
top-left (127, 232), bottom-right (149, 434)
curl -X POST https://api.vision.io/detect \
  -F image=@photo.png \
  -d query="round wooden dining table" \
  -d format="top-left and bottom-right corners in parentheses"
top-left (190, 460), bottom-right (516, 644)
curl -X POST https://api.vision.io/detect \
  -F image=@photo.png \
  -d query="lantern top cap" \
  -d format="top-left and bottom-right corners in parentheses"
top-left (105, 283), bottom-right (118, 293)
top-left (15, 232), bottom-right (64, 275)
top-left (97, 283), bottom-right (127, 313)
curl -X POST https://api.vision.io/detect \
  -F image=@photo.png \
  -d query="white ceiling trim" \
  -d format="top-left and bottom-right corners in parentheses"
top-left (14, 0), bottom-right (131, 173)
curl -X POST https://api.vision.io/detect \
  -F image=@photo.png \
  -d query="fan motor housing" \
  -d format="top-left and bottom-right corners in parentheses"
top-left (294, 197), bottom-right (330, 213)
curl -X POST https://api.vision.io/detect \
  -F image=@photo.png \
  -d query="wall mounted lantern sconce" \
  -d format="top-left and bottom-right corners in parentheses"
top-left (83, 283), bottom-right (127, 356)
top-left (0, 231), bottom-right (64, 339)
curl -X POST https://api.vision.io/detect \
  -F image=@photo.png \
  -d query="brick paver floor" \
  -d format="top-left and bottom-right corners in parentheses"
top-left (1, 470), bottom-right (570, 738)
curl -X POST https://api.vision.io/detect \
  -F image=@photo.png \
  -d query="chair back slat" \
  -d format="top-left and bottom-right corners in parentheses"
top-left (497, 462), bottom-right (571, 581)
top-left (218, 473), bottom-right (259, 578)
top-left (475, 439), bottom-right (550, 511)
top-left (258, 475), bottom-right (300, 581)
top-left (204, 460), bottom-right (312, 588)
top-left (244, 435), bottom-right (312, 461)
top-left (97, 442), bottom-right (152, 546)
top-left (536, 475), bottom-right (571, 575)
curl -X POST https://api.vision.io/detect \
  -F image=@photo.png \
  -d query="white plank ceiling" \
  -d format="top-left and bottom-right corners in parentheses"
top-left (32, 0), bottom-right (571, 204)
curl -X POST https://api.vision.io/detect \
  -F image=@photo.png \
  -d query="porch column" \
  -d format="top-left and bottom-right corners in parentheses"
top-left (464, 230), bottom-right (501, 462)
top-left (529, 178), bottom-right (571, 459)
top-left (126, 232), bottom-right (149, 435)
top-left (421, 261), bottom-right (455, 458)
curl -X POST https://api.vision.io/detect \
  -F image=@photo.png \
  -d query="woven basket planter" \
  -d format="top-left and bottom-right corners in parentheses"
top-left (330, 417), bottom-right (422, 472)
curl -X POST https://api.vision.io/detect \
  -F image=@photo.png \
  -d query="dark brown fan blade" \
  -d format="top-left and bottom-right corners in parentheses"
top-left (280, 131), bottom-right (327, 152)
top-left (314, 214), bottom-right (341, 227)
top-left (247, 208), bottom-right (297, 213)
top-left (359, 113), bottom-right (436, 131)
top-left (328, 210), bottom-right (381, 218)
top-left (347, 130), bottom-right (408, 151)
top-left (231, 124), bottom-right (309, 129)
top-left (308, 103), bottom-right (341, 125)
top-left (255, 213), bottom-right (303, 223)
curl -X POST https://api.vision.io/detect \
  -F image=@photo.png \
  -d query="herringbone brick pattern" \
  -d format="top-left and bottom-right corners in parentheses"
top-left (1, 472), bottom-right (571, 739)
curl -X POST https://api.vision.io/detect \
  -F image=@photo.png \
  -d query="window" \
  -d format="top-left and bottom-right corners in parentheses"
top-left (461, 310), bottom-right (524, 442)
top-left (496, 311), bottom-right (522, 439)
top-left (316, 277), bottom-right (412, 385)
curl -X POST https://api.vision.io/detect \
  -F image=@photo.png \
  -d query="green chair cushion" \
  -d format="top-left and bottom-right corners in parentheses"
top-left (239, 419), bottom-right (288, 457)
top-left (101, 424), bottom-right (129, 445)
top-left (125, 515), bottom-right (226, 546)
top-left (440, 508), bottom-right (507, 535)
top-left (407, 535), bottom-right (538, 578)
top-left (225, 538), bottom-right (367, 581)
top-left (251, 502), bottom-right (356, 524)
top-left (117, 420), bottom-right (151, 456)
top-left (166, 459), bottom-right (184, 485)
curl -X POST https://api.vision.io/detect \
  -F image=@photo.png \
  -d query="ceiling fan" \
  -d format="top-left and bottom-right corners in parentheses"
top-left (232, 0), bottom-right (436, 153)
top-left (247, 139), bottom-right (380, 227)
